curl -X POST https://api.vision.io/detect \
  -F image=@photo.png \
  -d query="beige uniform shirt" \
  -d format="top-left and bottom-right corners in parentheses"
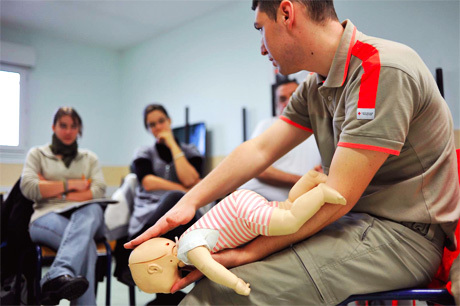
top-left (282, 20), bottom-right (460, 249)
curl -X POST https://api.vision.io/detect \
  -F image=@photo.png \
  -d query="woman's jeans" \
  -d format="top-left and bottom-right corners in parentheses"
top-left (29, 203), bottom-right (105, 306)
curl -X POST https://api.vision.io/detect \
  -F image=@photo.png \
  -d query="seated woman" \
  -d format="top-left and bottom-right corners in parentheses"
top-left (117, 103), bottom-right (204, 304)
top-left (20, 107), bottom-right (107, 305)
top-left (129, 104), bottom-right (203, 240)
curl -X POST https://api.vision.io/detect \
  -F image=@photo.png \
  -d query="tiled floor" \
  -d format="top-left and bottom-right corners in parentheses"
top-left (43, 263), bottom-right (194, 306)
top-left (43, 264), bottom-right (427, 306)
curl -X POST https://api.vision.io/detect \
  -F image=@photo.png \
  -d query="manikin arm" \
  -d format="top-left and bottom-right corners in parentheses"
top-left (269, 183), bottom-right (346, 236)
top-left (187, 246), bottom-right (250, 296)
top-left (278, 170), bottom-right (328, 209)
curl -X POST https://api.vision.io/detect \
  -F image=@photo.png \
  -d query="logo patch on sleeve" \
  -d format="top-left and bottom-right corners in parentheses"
top-left (357, 108), bottom-right (375, 120)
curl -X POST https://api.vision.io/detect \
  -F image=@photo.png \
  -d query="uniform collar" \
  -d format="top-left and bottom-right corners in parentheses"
top-left (320, 19), bottom-right (358, 88)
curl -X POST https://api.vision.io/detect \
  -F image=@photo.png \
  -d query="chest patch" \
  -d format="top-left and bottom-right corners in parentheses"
top-left (357, 108), bottom-right (375, 120)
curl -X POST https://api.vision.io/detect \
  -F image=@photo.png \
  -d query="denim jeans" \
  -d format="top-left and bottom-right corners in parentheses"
top-left (29, 203), bottom-right (105, 306)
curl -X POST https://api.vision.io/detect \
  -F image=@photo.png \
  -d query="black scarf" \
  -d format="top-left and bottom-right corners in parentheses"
top-left (49, 134), bottom-right (78, 168)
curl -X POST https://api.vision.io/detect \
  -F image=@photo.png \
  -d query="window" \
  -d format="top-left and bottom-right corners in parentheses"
top-left (0, 64), bottom-right (29, 154)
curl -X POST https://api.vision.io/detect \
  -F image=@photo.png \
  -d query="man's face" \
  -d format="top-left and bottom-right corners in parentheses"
top-left (254, 4), bottom-right (300, 75)
top-left (276, 82), bottom-right (298, 115)
top-left (254, 7), bottom-right (294, 75)
top-left (254, 2), bottom-right (322, 75)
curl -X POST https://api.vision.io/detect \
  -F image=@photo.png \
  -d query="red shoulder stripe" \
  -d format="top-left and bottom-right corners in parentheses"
top-left (351, 40), bottom-right (381, 109)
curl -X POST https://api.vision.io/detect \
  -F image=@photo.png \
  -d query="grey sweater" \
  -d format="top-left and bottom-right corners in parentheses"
top-left (20, 144), bottom-right (106, 223)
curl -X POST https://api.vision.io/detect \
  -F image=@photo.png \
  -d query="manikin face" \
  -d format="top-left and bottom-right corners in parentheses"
top-left (276, 82), bottom-right (298, 116)
top-left (146, 110), bottom-right (171, 139)
top-left (52, 115), bottom-right (79, 145)
top-left (129, 238), bottom-right (181, 294)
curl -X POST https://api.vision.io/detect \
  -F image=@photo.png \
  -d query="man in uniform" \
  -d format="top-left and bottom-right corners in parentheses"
top-left (126, 1), bottom-right (460, 304)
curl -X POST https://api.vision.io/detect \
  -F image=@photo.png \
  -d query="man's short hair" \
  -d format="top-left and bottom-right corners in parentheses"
top-left (252, 0), bottom-right (338, 24)
top-left (276, 78), bottom-right (299, 89)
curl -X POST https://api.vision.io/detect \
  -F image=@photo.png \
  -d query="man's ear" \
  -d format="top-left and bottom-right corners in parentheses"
top-left (147, 263), bottom-right (163, 274)
top-left (279, 0), bottom-right (295, 29)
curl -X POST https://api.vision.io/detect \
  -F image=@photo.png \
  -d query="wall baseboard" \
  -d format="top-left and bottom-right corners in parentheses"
top-left (0, 164), bottom-right (130, 187)
top-left (2, 129), bottom-right (459, 192)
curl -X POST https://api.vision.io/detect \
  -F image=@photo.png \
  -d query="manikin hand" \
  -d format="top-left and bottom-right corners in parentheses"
top-left (124, 200), bottom-right (196, 249)
top-left (170, 248), bottom-right (243, 293)
top-left (235, 278), bottom-right (251, 295)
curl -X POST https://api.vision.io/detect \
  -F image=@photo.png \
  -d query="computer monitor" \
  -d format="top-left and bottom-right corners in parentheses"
top-left (173, 122), bottom-right (206, 156)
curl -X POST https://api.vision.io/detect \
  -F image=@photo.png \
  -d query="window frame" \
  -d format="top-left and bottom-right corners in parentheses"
top-left (0, 63), bottom-right (30, 157)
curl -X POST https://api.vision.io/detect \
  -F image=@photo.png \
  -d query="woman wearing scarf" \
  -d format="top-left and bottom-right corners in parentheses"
top-left (20, 107), bottom-right (106, 305)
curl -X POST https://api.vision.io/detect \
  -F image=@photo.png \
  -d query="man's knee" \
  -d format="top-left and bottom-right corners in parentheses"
top-left (180, 278), bottom-right (228, 305)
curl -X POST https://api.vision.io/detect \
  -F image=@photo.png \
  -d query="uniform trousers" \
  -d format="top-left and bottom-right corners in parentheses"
top-left (181, 212), bottom-right (445, 306)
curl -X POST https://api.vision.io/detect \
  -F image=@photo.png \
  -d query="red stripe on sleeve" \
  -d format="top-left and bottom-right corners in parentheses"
top-left (280, 116), bottom-right (313, 133)
top-left (351, 41), bottom-right (381, 109)
top-left (337, 141), bottom-right (400, 156)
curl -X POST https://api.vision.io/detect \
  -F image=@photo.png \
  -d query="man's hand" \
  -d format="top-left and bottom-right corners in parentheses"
top-left (124, 201), bottom-right (197, 249)
top-left (170, 248), bottom-right (246, 293)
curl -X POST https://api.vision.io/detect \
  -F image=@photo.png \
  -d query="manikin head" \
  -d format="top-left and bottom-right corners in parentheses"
top-left (128, 238), bottom-right (182, 293)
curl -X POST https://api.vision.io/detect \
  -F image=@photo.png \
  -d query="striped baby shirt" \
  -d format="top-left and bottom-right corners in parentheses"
top-left (179, 189), bottom-right (280, 255)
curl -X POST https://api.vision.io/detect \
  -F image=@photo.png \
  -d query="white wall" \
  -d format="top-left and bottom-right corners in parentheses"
top-left (1, 0), bottom-right (459, 167)
top-left (1, 26), bottom-right (123, 165)
top-left (119, 1), bottom-right (273, 159)
top-left (119, 0), bottom-right (459, 160)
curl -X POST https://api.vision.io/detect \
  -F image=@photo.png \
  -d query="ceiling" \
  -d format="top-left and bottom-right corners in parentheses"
top-left (1, 0), bottom-right (236, 51)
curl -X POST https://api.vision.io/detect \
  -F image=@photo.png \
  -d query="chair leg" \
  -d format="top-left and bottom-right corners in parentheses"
top-left (129, 285), bottom-right (136, 306)
top-left (35, 245), bottom-right (43, 305)
top-left (104, 240), bottom-right (112, 306)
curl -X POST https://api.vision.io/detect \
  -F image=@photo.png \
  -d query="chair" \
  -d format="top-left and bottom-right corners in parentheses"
top-left (339, 149), bottom-right (460, 306)
top-left (338, 288), bottom-right (455, 305)
top-left (35, 239), bottom-right (114, 306)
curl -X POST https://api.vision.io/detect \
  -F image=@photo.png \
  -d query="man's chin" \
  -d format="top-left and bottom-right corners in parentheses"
top-left (278, 66), bottom-right (301, 76)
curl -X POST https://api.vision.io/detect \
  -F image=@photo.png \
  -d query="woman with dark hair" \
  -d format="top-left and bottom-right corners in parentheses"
top-left (123, 103), bottom-right (203, 304)
top-left (20, 107), bottom-right (106, 305)
top-left (129, 104), bottom-right (203, 238)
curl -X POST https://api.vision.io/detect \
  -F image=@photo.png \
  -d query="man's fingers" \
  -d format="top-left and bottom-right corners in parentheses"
top-left (123, 223), bottom-right (163, 249)
top-left (171, 270), bottom-right (203, 293)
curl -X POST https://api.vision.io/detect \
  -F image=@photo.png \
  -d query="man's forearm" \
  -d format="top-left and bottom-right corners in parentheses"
top-left (239, 201), bottom-right (352, 265)
top-left (241, 147), bottom-right (390, 265)
top-left (257, 166), bottom-right (302, 187)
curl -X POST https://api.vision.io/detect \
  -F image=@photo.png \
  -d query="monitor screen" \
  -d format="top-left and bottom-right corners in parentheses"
top-left (173, 122), bottom-right (206, 156)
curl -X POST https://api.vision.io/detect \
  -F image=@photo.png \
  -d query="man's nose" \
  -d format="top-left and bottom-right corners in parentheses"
top-left (261, 39), bottom-right (268, 56)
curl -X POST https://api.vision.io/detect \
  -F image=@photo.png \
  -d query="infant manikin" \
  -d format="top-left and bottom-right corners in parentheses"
top-left (129, 170), bottom-right (346, 296)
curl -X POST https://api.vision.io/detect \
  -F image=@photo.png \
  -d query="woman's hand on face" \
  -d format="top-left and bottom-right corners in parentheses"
top-left (157, 130), bottom-right (176, 148)
top-left (67, 178), bottom-right (91, 191)
top-left (170, 248), bottom-right (246, 293)
top-left (124, 200), bottom-right (197, 249)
